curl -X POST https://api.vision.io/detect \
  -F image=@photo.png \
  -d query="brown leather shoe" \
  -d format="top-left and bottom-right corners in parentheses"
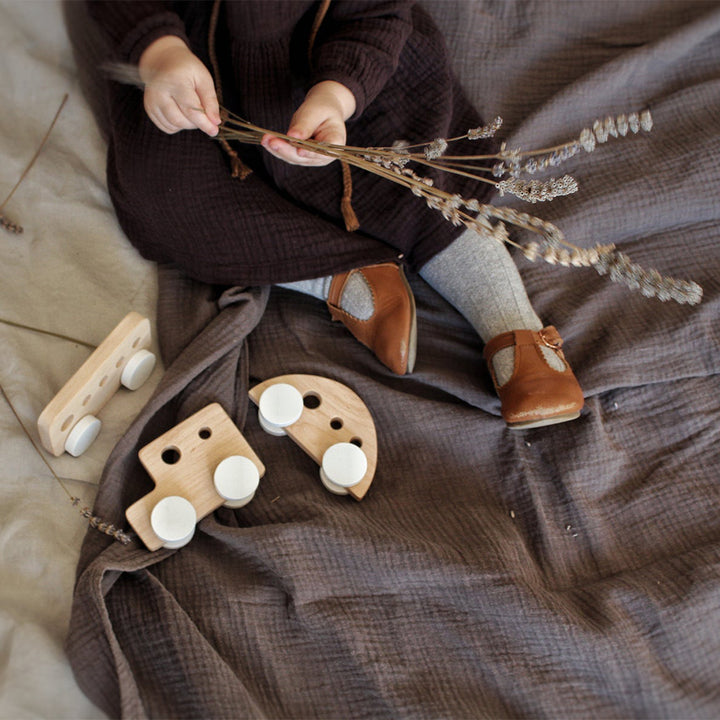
top-left (483, 326), bottom-right (584, 429)
top-left (328, 262), bottom-right (417, 375)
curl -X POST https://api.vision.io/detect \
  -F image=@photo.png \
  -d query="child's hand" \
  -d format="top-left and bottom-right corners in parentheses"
top-left (261, 81), bottom-right (356, 167)
top-left (138, 36), bottom-right (221, 137)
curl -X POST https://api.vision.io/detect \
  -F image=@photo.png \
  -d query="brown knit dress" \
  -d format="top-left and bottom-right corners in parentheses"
top-left (87, 0), bottom-right (495, 286)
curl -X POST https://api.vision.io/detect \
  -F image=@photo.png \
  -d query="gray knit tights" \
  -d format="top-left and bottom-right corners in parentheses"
top-left (419, 227), bottom-right (565, 384)
top-left (280, 227), bottom-right (563, 384)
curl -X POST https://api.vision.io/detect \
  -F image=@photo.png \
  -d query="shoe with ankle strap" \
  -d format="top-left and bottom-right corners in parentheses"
top-left (328, 262), bottom-right (417, 375)
top-left (483, 326), bottom-right (584, 429)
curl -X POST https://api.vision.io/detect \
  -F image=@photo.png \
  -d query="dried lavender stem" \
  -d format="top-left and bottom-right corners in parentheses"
top-left (0, 382), bottom-right (132, 545)
top-left (0, 94), bottom-right (68, 222)
top-left (0, 316), bottom-right (95, 348)
top-left (400, 155), bottom-right (498, 186)
top-left (218, 107), bottom-right (700, 305)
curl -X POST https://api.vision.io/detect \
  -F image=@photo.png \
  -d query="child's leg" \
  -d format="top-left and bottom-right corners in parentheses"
top-left (278, 274), bottom-right (374, 320)
top-left (419, 227), bottom-right (582, 428)
top-left (419, 228), bottom-right (563, 382)
top-left (278, 263), bottom-right (417, 376)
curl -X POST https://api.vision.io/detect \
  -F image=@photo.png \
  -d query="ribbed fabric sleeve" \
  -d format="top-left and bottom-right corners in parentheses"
top-left (87, 1), bottom-right (189, 63)
top-left (310, 1), bottom-right (414, 117)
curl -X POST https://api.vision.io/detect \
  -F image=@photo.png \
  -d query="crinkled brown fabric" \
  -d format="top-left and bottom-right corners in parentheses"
top-left (66, 1), bottom-right (720, 718)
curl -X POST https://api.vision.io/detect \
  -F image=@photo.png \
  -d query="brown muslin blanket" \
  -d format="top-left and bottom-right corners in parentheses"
top-left (66, 1), bottom-right (720, 717)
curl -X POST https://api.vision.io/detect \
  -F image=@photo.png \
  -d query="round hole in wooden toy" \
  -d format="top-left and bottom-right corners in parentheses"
top-left (350, 437), bottom-right (363, 448)
top-left (161, 446), bottom-right (182, 465)
top-left (82, 394), bottom-right (92, 407)
top-left (303, 393), bottom-right (321, 409)
top-left (115, 356), bottom-right (125, 368)
top-left (61, 414), bottom-right (74, 432)
top-left (99, 374), bottom-right (109, 387)
top-left (132, 335), bottom-right (141, 349)
top-left (198, 427), bottom-right (212, 440)
top-left (330, 417), bottom-right (343, 430)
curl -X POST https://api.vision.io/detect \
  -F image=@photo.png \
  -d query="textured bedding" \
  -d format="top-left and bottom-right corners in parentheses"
top-left (1, 2), bottom-right (157, 717)
top-left (2, 1), bottom-right (719, 718)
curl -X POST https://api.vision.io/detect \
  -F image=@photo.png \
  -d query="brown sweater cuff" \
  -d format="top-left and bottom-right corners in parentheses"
top-left (121, 12), bottom-right (190, 65)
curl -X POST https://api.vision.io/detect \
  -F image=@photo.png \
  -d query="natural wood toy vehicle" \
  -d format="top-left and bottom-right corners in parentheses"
top-left (37, 311), bottom-right (156, 457)
top-left (125, 402), bottom-right (265, 551)
top-left (249, 374), bottom-right (378, 501)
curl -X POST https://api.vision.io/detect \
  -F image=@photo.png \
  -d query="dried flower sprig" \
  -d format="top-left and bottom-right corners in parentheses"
top-left (0, 213), bottom-right (23, 234)
top-left (0, 375), bottom-right (131, 545)
top-left (73, 497), bottom-right (132, 544)
top-left (217, 106), bottom-right (701, 305)
top-left (496, 175), bottom-right (578, 203)
top-left (492, 110), bottom-right (653, 178)
top-left (0, 94), bottom-right (68, 235)
top-left (102, 63), bottom-right (696, 304)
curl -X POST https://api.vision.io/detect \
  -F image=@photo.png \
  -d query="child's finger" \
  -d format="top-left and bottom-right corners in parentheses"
top-left (194, 76), bottom-right (221, 135)
top-left (262, 136), bottom-right (303, 163)
top-left (262, 135), bottom-right (336, 167)
top-left (187, 105), bottom-right (219, 136)
top-left (167, 90), bottom-right (217, 136)
top-left (166, 99), bottom-right (200, 131)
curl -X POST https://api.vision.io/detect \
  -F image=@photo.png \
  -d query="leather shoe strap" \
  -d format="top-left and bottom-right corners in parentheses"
top-left (483, 326), bottom-right (563, 364)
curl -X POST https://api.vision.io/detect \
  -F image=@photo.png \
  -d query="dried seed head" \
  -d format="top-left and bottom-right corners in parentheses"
top-left (590, 247), bottom-right (702, 304)
top-left (498, 142), bottom-right (522, 163)
top-left (616, 114), bottom-right (629, 136)
top-left (640, 109), bottom-right (653, 132)
top-left (1, 213), bottom-right (23, 234)
top-left (467, 116), bottom-right (503, 139)
top-left (570, 249), bottom-right (588, 267)
top-left (593, 119), bottom-right (609, 144)
top-left (523, 158), bottom-right (538, 174)
top-left (580, 128), bottom-right (596, 153)
top-left (496, 175), bottom-right (578, 203)
top-left (523, 242), bottom-right (540, 261)
top-left (604, 116), bottom-right (618, 138)
top-left (425, 137), bottom-right (448, 160)
top-left (557, 249), bottom-right (572, 266)
top-left (493, 222), bottom-right (510, 245)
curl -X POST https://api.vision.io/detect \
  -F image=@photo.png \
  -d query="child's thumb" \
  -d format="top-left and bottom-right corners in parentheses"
top-left (287, 102), bottom-right (325, 141)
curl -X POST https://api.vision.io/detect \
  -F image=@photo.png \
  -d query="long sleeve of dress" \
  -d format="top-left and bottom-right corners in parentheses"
top-left (87, 1), bottom-right (188, 64)
top-left (310, 1), bottom-right (414, 117)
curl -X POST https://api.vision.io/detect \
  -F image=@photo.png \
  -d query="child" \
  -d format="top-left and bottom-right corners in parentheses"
top-left (87, 0), bottom-right (583, 428)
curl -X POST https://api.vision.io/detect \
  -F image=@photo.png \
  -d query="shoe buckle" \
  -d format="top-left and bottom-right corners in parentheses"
top-left (538, 328), bottom-right (563, 350)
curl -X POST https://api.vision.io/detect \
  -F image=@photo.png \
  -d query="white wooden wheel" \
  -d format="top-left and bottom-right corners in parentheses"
top-left (149, 496), bottom-right (197, 549)
top-left (213, 455), bottom-right (260, 508)
top-left (120, 348), bottom-right (156, 391)
top-left (320, 442), bottom-right (368, 495)
top-left (257, 383), bottom-right (303, 436)
top-left (63, 414), bottom-right (102, 457)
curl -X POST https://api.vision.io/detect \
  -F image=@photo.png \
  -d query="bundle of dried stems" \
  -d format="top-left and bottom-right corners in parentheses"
top-left (219, 107), bottom-right (702, 305)
top-left (103, 61), bottom-right (701, 305)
